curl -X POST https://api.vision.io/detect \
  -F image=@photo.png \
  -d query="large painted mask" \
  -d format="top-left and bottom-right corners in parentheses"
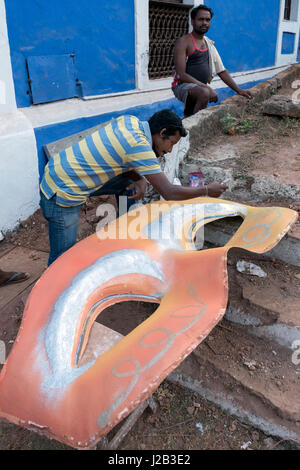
top-left (0, 198), bottom-right (297, 448)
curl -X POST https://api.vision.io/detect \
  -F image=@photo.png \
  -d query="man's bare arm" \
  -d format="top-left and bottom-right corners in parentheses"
top-left (218, 70), bottom-right (253, 99)
top-left (145, 172), bottom-right (227, 200)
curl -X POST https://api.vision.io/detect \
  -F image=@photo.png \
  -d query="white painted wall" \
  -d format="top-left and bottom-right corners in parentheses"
top-left (0, 0), bottom-right (16, 113)
top-left (0, 112), bottom-right (40, 232)
top-left (134, 0), bottom-right (150, 90)
top-left (0, 0), bottom-right (39, 233)
top-left (276, 0), bottom-right (300, 66)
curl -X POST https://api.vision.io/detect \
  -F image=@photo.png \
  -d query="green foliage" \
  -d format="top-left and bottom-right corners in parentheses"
top-left (220, 113), bottom-right (238, 134)
top-left (236, 117), bottom-right (256, 133)
top-left (220, 113), bottom-right (261, 134)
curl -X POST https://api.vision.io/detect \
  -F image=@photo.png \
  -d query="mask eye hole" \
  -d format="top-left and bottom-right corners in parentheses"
top-left (194, 215), bottom-right (244, 251)
top-left (78, 301), bottom-right (158, 368)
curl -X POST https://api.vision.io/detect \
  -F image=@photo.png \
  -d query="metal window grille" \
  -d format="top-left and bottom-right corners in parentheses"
top-left (148, 1), bottom-right (193, 80)
top-left (284, 0), bottom-right (292, 20)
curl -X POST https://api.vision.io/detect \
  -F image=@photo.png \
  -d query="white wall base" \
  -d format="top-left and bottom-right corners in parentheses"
top-left (21, 63), bottom-right (290, 130)
top-left (0, 111), bottom-right (39, 233)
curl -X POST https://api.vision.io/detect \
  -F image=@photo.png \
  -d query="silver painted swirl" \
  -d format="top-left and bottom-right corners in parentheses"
top-left (39, 249), bottom-right (165, 396)
top-left (144, 202), bottom-right (248, 249)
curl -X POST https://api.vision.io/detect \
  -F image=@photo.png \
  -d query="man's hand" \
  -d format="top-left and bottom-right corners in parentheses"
top-left (146, 172), bottom-right (228, 201)
top-left (206, 182), bottom-right (227, 198)
top-left (237, 88), bottom-right (253, 100)
top-left (218, 70), bottom-right (253, 100)
top-left (126, 177), bottom-right (147, 200)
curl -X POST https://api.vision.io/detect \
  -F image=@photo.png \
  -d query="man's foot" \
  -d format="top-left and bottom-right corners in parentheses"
top-left (0, 270), bottom-right (30, 287)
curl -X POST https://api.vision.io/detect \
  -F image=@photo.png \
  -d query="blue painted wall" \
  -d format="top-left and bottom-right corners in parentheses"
top-left (204, 0), bottom-right (281, 72)
top-left (4, 0), bottom-right (135, 108)
top-left (36, 78), bottom-right (261, 180)
top-left (35, 99), bottom-right (184, 180)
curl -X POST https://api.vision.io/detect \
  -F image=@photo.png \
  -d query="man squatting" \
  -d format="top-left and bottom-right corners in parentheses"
top-left (172, 4), bottom-right (252, 117)
top-left (40, 110), bottom-right (227, 265)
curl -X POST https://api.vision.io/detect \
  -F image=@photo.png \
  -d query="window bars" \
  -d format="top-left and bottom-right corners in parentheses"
top-left (148, 1), bottom-right (192, 80)
top-left (284, 0), bottom-right (292, 20)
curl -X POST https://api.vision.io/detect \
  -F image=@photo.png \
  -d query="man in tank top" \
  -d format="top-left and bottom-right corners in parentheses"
top-left (172, 5), bottom-right (252, 117)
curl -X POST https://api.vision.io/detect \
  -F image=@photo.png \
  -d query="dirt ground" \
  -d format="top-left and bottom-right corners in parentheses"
top-left (0, 88), bottom-right (300, 451)
top-left (191, 115), bottom-right (300, 186)
top-left (0, 377), bottom-right (291, 451)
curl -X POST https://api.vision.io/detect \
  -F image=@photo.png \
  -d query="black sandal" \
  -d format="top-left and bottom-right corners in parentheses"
top-left (0, 272), bottom-right (30, 287)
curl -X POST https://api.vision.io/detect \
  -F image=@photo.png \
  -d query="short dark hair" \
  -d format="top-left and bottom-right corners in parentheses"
top-left (148, 109), bottom-right (187, 138)
top-left (191, 5), bottom-right (214, 20)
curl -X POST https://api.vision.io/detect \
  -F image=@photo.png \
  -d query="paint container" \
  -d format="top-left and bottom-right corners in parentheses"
top-left (188, 172), bottom-right (204, 188)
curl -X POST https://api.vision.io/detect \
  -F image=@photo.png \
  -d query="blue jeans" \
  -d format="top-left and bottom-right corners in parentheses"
top-left (40, 174), bottom-right (136, 266)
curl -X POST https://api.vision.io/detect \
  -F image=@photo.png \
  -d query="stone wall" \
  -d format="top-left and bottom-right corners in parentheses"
top-left (146, 63), bottom-right (300, 204)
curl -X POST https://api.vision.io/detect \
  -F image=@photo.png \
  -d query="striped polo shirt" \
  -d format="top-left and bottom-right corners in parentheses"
top-left (40, 115), bottom-right (162, 207)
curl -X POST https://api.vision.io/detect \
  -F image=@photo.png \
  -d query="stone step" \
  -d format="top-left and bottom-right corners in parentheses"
top-left (181, 160), bottom-right (300, 206)
top-left (203, 216), bottom-right (300, 267)
top-left (168, 318), bottom-right (300, 441)
top-left (224, 248), bottom-right (300, 349)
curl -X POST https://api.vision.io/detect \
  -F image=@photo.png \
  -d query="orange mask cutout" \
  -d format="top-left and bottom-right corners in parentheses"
top-left (0, 198), bottom-right (297, 449)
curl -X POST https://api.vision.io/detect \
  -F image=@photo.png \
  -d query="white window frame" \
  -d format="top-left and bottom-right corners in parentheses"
top-left (134, 0), bottom-right (203, 91)
top-left (276, 0), bottom-right (300, 66)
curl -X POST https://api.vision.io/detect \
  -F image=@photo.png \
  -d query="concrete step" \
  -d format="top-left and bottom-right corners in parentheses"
top-left (168, 318), bottom-right (300, 441)
top-left (203, 216), bottom-right (300, 267)
top-left (224, 248), bottom-right (300, 349)
top-left (168, 245), bottom-right (300, 441)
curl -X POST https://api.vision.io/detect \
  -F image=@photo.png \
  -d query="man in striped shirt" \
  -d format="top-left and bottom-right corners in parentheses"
top-left (40, 109), bottom-right (226, 265)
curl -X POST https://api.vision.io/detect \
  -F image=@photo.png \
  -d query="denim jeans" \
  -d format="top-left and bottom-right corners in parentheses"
top-left (40, 174), bottom-right (136, 266)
